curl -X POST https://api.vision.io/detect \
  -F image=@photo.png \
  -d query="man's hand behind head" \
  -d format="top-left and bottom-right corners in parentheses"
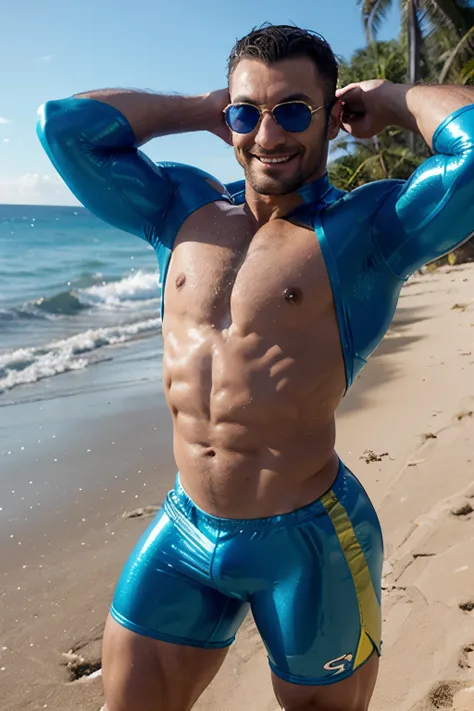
top-left (205, 89), bottom-right (232, 145)
top-left (336, 79), bottom-right (392, 139)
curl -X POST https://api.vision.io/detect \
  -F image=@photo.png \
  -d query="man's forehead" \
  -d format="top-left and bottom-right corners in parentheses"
top-left (230, 58), bottom-right (324, 102)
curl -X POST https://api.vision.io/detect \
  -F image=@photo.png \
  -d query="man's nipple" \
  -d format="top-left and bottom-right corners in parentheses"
top-left (175, 273), bottom-right (186, 289)
top-left (284, 287), bottom-right (303, 304)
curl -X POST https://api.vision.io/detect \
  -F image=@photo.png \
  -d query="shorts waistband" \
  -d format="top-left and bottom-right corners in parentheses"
top-left (165, 459), bottom-right (350, 532)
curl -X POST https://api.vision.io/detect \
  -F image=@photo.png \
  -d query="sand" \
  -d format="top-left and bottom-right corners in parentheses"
top-left (1, 264), bottom-right (473, 711)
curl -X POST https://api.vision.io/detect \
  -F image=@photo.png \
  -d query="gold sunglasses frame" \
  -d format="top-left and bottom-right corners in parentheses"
top-left (223, 100), bottom-right (327, 133)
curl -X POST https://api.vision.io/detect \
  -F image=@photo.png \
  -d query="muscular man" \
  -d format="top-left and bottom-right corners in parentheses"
top-left (37, 24), bottom-right (474, 711)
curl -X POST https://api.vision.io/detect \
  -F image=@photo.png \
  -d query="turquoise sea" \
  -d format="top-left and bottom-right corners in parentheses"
top-left (0, 204), bottom-right (164, 406)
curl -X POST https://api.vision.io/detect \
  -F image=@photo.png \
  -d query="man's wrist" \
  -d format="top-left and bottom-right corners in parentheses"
top-left (184, 93), bottom-right (217, 132)
top-left (377, 82), bottom-right (418, 133)
top-left (151, 93), bottom-right (214, 135)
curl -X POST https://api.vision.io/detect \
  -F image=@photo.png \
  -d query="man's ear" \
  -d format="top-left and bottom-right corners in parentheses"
top-left (327, 100), bottom-right (343, 141)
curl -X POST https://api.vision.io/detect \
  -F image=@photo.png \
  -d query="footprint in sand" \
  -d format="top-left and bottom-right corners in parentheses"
top-left (422, 680), bottom-right (466, 710)
top-left (456, 410), bottom-right (473, 421)
top-left (62, 651), bottom-right (102, 681)
top-left (359, 449), bottom-right (389, 464)
top-left (459, 644), bottom-right (474, 671)
top-left (451, 502), bottom-right (474, 517)
top-left (122, 504), bottom-right (160, 520)
top-left (61, 625), bottom-right (103, 682)
top-left (420, 646), bottom-right (474, 710)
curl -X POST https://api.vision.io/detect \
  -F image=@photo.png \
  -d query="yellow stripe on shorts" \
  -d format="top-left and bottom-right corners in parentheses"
top-left (321, 489), bottom-right (381, 669)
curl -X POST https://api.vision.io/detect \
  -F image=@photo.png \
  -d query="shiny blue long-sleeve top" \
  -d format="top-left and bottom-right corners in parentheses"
top-left (37, 98), bottom-right (474, 390)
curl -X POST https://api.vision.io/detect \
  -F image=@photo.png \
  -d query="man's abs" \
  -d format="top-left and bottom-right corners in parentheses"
top-left (161, 203), bottom-right (346, 518)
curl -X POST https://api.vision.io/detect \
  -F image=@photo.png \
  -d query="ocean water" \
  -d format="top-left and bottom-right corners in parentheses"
top-left (0, 204), bottom-right (163, 405)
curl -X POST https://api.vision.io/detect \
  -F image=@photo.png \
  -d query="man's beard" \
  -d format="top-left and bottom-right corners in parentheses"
top-left (244, 163), bottom-right (308, 195)
top-left (239, 144), bottom-right (327, 196)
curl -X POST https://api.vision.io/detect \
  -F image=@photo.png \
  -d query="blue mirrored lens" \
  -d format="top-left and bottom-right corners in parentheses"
top-left (273, 103), bottom-right (312, 132)
top-left (225, 104), bottom-right (260, 134)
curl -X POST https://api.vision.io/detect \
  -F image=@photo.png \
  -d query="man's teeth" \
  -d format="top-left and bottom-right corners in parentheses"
top-left (258, 156), bottom-right (292, 164)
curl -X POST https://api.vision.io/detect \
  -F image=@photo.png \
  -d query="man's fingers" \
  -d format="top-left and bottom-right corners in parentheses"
top-left (335, 83), bottom-right (360, 98)
top-left (337, 92), bottom-right (367, 116)
top-left (341, 106), bottom-right (366, 123)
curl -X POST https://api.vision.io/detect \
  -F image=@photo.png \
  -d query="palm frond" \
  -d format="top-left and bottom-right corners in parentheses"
top-left (439, 24), bottom-right (474, 82)
top-left (346, 155), bottom-right (383, 187)
top-left (458, 54), bottom-right (474, 83)
top-left (338, 39), bottom-right (408, 85)
top-left (356, 0), bottom-right (380, 40)
top-left (423, 0), bottom-right (474, 33)
top-left (330, 137), bottom-right (355, 153)
top-left (357, 0), bottom-right (394, 39)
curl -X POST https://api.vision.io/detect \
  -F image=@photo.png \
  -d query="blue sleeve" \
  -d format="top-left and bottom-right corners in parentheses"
top-left (36, 97), bottom-right (230, 253)
top-left (372, 104), bottom-right (474, 278)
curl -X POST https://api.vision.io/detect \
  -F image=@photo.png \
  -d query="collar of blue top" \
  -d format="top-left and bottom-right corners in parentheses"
top-left (224, 173), bottom-right (333, 224)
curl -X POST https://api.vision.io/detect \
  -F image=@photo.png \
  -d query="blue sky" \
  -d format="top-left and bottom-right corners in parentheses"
top-left (0, 0), bottom-right (399, 205)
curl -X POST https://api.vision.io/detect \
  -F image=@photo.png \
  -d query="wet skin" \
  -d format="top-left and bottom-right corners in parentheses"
top-left (163, 59), bottom-right (345, 518)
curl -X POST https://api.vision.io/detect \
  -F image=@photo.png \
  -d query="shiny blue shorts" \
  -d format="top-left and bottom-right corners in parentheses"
top-left (111, 460), bottom-right (383, 685)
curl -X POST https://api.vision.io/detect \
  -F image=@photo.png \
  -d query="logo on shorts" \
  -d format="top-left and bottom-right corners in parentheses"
top-left (323, 654), bottom-right (353, 675)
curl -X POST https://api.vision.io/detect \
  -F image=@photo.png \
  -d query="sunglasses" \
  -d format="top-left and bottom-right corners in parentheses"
top-left (223, 100), bottom-right (328, 134)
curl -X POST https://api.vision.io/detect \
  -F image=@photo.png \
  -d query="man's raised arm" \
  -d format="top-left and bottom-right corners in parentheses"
top-left (338, 81), bottom-right (474, 277)
top-left (37, 89), bottom-right (230, 247)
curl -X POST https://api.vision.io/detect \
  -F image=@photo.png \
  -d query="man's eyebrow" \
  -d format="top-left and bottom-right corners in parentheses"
top-left (231, 95), bottom-right (258, 105)
top-left (231, 92), bottom-right (315, 105)
top-left (276, 92), bottom-right (315, 103)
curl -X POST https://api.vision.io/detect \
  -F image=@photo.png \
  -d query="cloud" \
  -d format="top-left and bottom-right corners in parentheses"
top-left (3, 138), bottom-right (9, 143)
top-left (0, 173), bottom-right (80, 206)
top-left (0, 116), bottom-right (11, 125)
top-left (36, 55), bottom-right (53, 63)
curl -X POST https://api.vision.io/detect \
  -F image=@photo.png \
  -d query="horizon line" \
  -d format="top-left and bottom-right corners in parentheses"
top-left (0, 203), bottom-right (85, 209)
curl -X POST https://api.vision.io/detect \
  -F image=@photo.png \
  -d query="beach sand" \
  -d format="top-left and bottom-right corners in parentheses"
top-left (1, 264), bottom-right (473, 711)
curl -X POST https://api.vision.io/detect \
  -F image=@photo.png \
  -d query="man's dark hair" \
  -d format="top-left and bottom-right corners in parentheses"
top-left (227, 23), bottom-right (339, 101)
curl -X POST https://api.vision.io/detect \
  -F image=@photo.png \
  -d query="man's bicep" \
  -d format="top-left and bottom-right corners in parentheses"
top-left (37, 98), bottom-right (173, 246)
top-left (374, 106), bottom-right (474, 278)
top-left (58, 143), bottom-right (173, 245)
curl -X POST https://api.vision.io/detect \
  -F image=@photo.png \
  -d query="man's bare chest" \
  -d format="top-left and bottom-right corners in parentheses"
top-left (163, 213), bottom-right (333, 331)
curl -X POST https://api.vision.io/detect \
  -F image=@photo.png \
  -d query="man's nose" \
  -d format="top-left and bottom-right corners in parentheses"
top-left (254, 112), bottom-right (287, 151)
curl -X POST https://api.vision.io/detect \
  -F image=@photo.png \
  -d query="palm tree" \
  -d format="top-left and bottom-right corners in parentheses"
top-left (356, 1), bottom-right (474, 148)
top-left (357, 0), bottom-right (474, 82)
top-left (338, 39), bottom-right (409, 84)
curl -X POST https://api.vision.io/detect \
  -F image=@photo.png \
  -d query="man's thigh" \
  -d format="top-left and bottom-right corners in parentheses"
top-left (103, 489), bottom-right (250, 710)
top-left (102, 614), bottom-right (229, 711)
top-left (272, 651), bottom-right (379, 711)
